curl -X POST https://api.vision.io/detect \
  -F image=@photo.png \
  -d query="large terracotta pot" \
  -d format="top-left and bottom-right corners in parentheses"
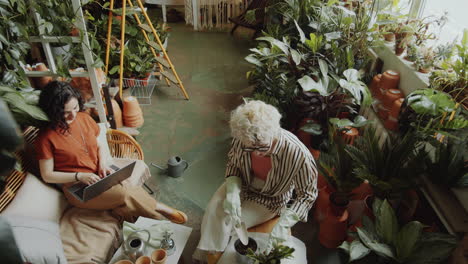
top-left (384, 117), bottom-right (399, 131)
top-left (314, 185), bottom-right (331, 223)
top-left (123, 96), bottom-right (144, 127)
top-left (319, 209), bottom-right (349, 248)
top-left (111, 99), bottom-right (123, 128)
top-left (377, 103), bottom-right (389, 120)
top-left (296, 118), bottom-right (314, 147)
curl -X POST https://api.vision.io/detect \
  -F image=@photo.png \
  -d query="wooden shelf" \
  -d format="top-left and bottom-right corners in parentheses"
top-left (420, 175), bottom-right (468, 234)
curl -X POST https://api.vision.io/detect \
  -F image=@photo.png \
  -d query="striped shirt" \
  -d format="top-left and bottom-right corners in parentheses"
top-left (225, 128), bottom-right (318, 221)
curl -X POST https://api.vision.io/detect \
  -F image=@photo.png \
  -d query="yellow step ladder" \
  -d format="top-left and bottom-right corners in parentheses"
top-left (104, 0), bottom-right (189, 100)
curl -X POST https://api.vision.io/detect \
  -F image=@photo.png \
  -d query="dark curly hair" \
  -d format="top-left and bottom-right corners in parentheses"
top-left (38, 81), bottom-right (84, 133)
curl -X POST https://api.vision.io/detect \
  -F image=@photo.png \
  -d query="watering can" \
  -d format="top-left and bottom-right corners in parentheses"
top-left (166, 156), bottom-right (189, 178)
top-left (123, 230), bottom-right (151, 261)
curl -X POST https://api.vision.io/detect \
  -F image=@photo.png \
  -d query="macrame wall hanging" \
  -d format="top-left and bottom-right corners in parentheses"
top-left (185, 0), bottom-right (250, 30)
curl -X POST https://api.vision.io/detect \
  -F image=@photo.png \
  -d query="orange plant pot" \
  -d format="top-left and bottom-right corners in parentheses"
top-left (383, 89), bottom-right (403, 109)
top-left (111, 99), bottom-right (123, 128)
top-left (351, 180), bottom-right (373, 201)
top-left (151, 249), bottom-right (167, 264)
top-left (380, 70), bottom-right (400, 91)
top-left (123, 96), bottom-right (144, 127)
top-left (384, 117), bottom-right (399, 131)
top-left (319, 209), bottom-right (349, 248)
top-left (369, 74), bottom-right (382, 97)
top-left (314, 185), bottom-right (331, 223)
top-left (389, 97), bottom-right (404, 120)
top-left (377, 104), bottom-right (389, 120)
top-left (341, 127), bottom-right (359, 145)
top-left (296, 118), bottom-right (314, 147)
top-left (33, 63), bottom-right (53, 89)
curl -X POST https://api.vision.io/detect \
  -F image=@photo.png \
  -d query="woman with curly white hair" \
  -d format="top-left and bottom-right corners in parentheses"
top-left (196, 100), bottom-right (318, 263)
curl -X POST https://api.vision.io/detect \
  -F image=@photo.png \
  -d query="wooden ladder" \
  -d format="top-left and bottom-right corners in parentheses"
top-left (104, 0), bottom-right (189, 100)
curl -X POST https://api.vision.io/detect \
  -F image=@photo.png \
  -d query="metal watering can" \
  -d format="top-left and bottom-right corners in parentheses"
top-left (167, 156), bottom-right (189, 178)
top-left (123, 230), bottom-right (151, 261)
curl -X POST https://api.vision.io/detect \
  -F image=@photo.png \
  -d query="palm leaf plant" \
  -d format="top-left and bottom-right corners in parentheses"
top-left (425, 139), bottom-right (468, 188)
top-left (345, 127), bottom-right (427, 199)
top-left (339, 199), bottom-right (457, 264)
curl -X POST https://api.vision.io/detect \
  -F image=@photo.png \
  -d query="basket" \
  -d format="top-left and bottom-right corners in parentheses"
top-left (121, 72), bottom-right (158, 105)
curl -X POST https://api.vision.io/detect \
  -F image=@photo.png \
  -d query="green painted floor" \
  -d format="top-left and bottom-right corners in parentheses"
top-left (136, 8), bottom-right (322, 263)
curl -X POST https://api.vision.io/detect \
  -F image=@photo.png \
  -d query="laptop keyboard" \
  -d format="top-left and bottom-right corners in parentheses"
top-left (74, 188), bottom-right (85, 199)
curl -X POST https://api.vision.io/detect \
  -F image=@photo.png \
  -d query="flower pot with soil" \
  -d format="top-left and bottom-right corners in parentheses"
top-left (235, 238), bottom-right (257, 264)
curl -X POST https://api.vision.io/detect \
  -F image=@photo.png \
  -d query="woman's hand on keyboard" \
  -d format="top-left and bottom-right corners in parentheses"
top-left (78, 173), bottom-right (101, 185)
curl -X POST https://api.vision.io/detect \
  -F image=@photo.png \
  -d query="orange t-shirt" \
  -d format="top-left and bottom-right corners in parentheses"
top-left (251, 152), bottom-right (272, 181)
top-left (36, 112), bottom-right (100, 174)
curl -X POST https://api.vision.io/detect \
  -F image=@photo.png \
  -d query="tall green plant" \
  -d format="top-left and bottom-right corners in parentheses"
top-left (345, 128), bottom-right (427, 199)
top-left (0, 0), bottom-right (33, 86)
top-left (340, 199), bottom-right (457, 263)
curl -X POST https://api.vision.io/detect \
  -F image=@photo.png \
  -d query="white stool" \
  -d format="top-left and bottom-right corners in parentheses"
top-left (145, 0), bottom-right (186, 23)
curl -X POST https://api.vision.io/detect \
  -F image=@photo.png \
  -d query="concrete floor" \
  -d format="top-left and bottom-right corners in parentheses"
top-left (137, 9), bottom-right (322, 263)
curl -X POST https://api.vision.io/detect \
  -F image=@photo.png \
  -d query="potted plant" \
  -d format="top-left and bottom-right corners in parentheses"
top-left (404, 42), bottom-right (418, 62)
top-left (414, 46), bottom-right (435, 73)
top-left (345, 127), bottom-right (427, 201)
top-left (235, 238), bottom-right (258, 264)
top-left (339, 199), bottom-right (458, 264)
top-left (246, 243), bottom-right (295, 264)
top-left (394, 23), bottom-right (414, 56)
top-left (398, 88), bottom-right (468, 140)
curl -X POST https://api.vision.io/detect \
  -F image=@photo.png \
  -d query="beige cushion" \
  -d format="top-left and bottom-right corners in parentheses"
top-left (1, 173), bottom-right (68, 223)
top-left (97, 123), bottom-right (114, 166)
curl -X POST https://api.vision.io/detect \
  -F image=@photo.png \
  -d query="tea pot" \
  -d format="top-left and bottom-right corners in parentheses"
top-left (123, 230), bottom-right (151, 261)
top-left (167, 156), bottom-right (189, 178)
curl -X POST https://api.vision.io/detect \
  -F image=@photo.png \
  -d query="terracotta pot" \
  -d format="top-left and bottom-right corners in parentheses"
top-left (111, 99), bottom-right (123, 128)
top-left (314, 185), bottom-right (331, 223)
top-left (296, 118), bottom-right (314, 147)
top-left (340, 127), bottom-right (359, 145)
top-left (389, 98), bottom-right (404, 119)
top-left (351, 180), bottom-right (373, 201)
top-left (418, 67), bottom-right (432, 74)
top-left (136, 255), bottom-right (151, 264)
top-left (33, 63), bottom-right (53, 89)
top-left (383, 89), bottom-right (403, 109)
top-left (395, 45), bottom-right (406, 56)
top-left (114, 260), bottom-right (133, 264)
top-left (380, 70), bottom-right (400, 91)
top-left (329, 192), bottom-right (350, 216)
top-left (369, 74), bottom-right (382, 97)
top-left (383, 33), bottom-right (395, 42)
top-left (377, 104), bottom-right (389, 120)
top-left (140, 73), bottom-right (151, 86)
top-left (319, 209), bottom-right (349, 248)
top-left (123, 96), bottom-right (144, 127)
top-left (384, 117), bottom-right (398, 131)
top-left (151, 249), bottom-right (167, 264)
top-left (308, 147), bottom-right (320, 160)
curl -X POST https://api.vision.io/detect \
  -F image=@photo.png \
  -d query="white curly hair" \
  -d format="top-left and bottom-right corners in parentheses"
top-left (229, 100), bottom-right (282, 146)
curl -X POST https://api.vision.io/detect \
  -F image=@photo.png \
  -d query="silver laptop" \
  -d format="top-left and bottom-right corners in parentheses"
top-left (67, 161), bottom-right (136, 202)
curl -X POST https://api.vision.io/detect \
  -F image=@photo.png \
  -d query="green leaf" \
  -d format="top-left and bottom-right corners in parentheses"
top-left (301, 122), bottom-right (322, 135)
top-left (256, 37), bottom-right (289, 55)
top-left (245, 54), bottom-right (263, 67)
top-left (290, 49), bottom-right (301, 65)
top-left (395, 221), bottom-right (423, 260)
top-left (376, 200), bottom-right (398, 245)
top-left (298, 75), bottom-right (330, 96)
top-left (349, 240), bottom-right (371, 262)
top-left (294, 20), bottom-right (306, 43)
top-left (330, 118), bottom-right (353, 128)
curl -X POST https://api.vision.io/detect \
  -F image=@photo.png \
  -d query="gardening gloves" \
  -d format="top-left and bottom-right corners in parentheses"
top-left (223, 176), bottom-right (242, 227)
top-left (267, 209), bottom-right (300, 250)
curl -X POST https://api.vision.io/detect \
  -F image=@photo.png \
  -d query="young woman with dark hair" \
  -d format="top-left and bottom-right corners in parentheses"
top-left (36, 81), bottom-right (187, 224)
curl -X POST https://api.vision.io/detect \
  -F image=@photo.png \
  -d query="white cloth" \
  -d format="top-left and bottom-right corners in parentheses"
top-left (197, 182), bottom-right (276, 252)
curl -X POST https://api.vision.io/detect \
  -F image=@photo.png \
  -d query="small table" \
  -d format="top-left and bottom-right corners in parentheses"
top-left (109, 217), bottom-right (192, 264)
top-left (217, 232), bottom-right (307, 264)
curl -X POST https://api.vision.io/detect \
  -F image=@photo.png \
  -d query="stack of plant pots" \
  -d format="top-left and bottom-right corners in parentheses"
top-left (111, 99), bottom-right (123, 128)
top-left (370, 70), bottom-right (405, 131)
top-left (123, 96), bottom-right (144, 128)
